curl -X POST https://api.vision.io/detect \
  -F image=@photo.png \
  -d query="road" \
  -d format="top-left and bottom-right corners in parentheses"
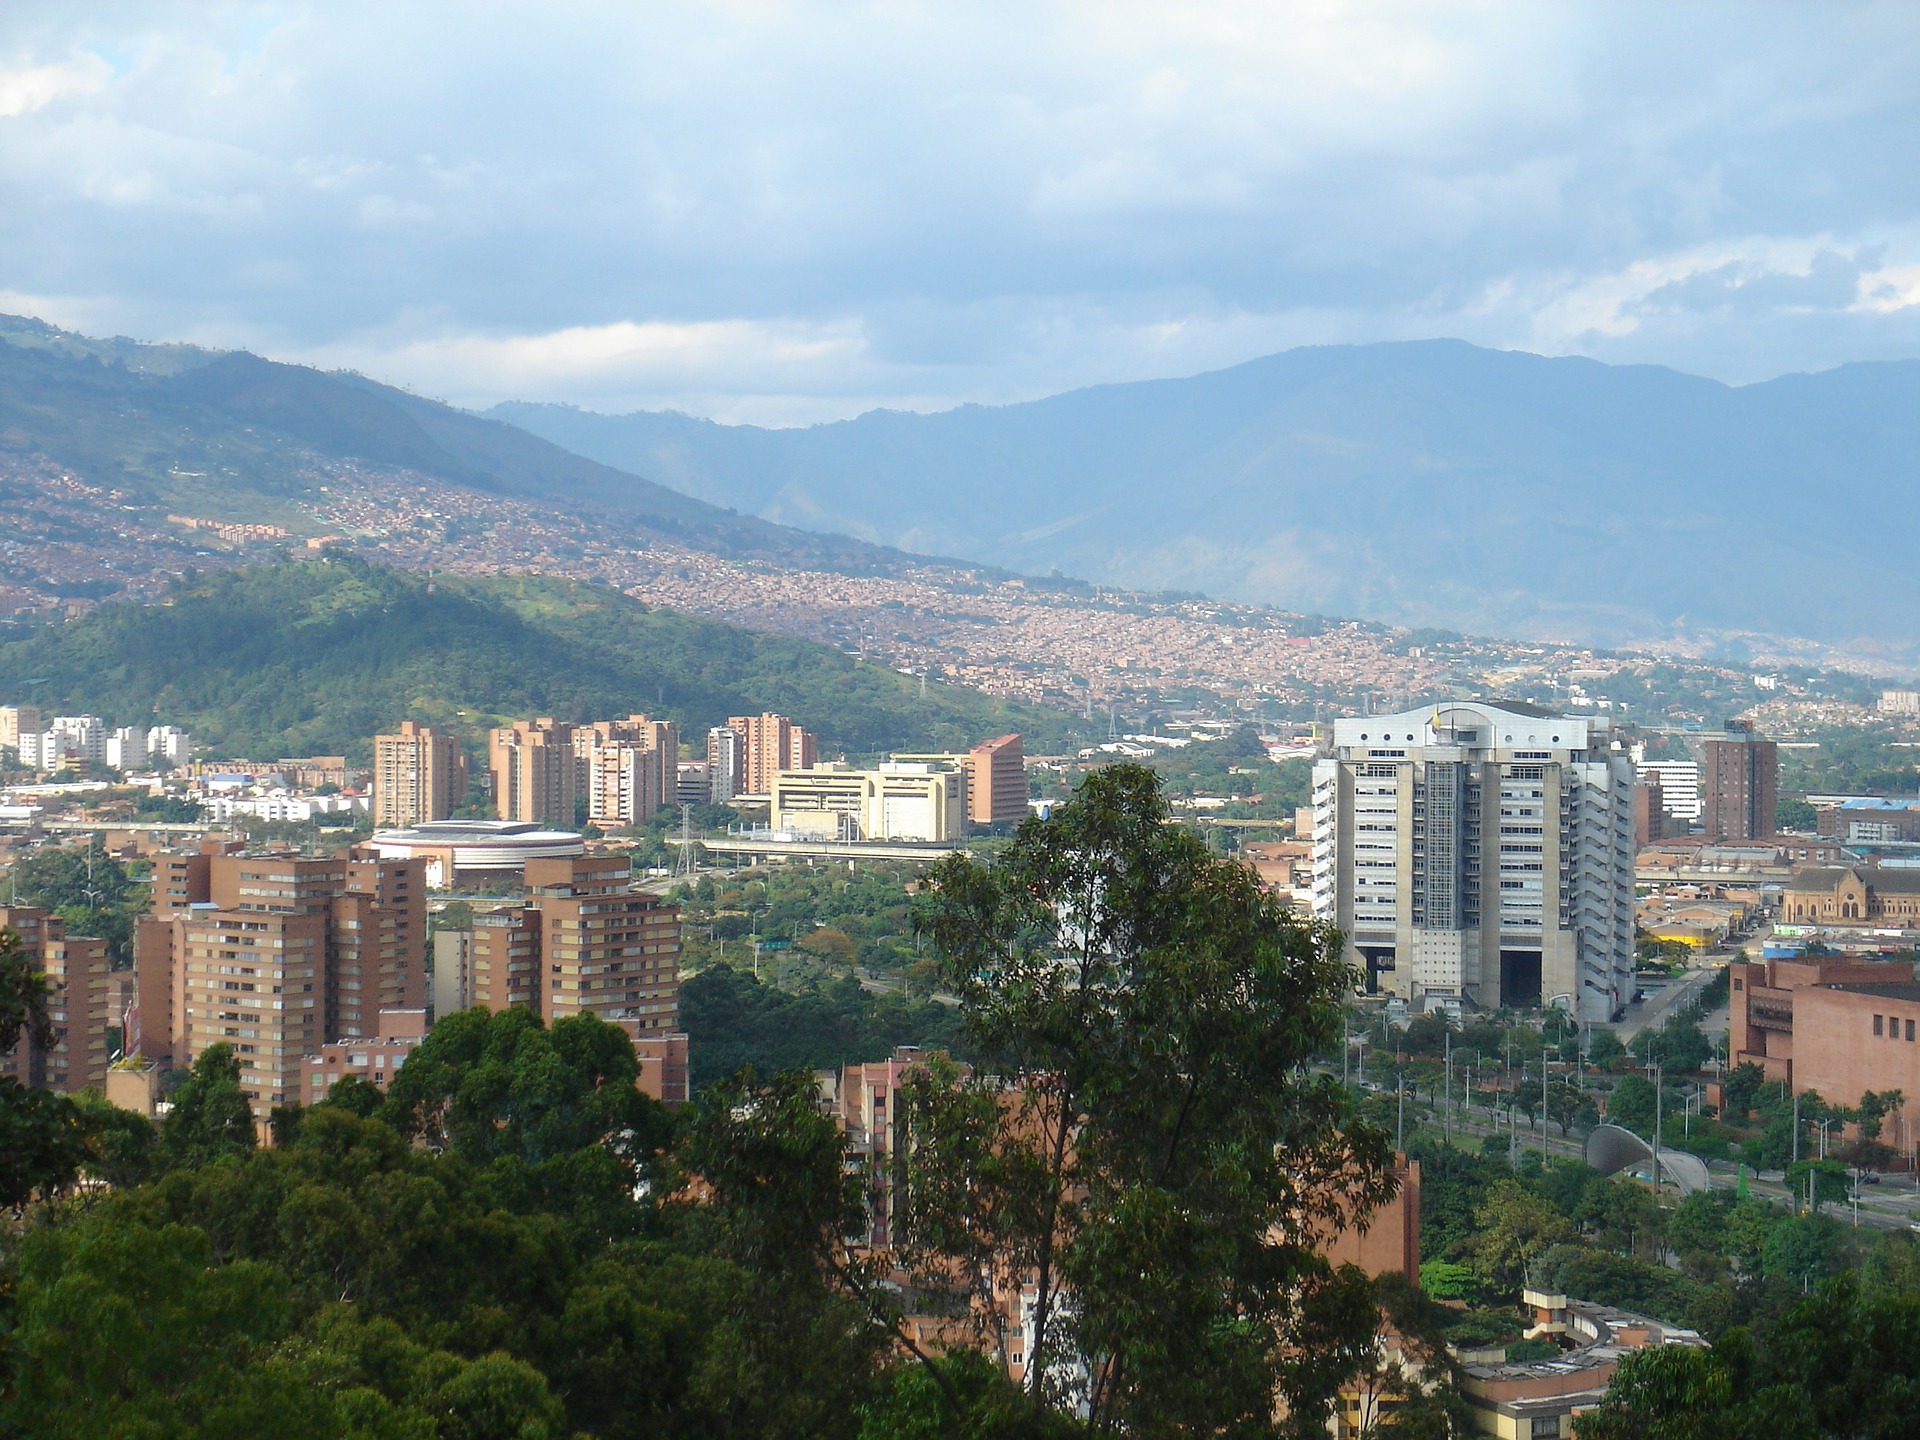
top-left (1615, 965), bottom-right (1720, 1042)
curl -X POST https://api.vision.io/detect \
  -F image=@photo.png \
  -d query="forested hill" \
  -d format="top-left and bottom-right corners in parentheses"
top-left (0, 557), bottom-right (1083, 761)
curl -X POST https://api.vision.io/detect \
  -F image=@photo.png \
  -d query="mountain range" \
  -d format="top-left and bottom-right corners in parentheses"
top-left (495, 342), bottom-right (1920, 654)
top-left (0, 313), bottom-right (899, 573)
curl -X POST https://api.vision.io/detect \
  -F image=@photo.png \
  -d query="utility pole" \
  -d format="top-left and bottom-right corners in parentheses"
top-left (1792, 1090), bottom-right (1800, 1167)
top-left (1397, 1074), bottom-right (1405, 1153)
top-left (1653, 1059), bottom-right (1663, 1193)
top-left (1542, 1050), bottom-right (1551, 1162)
top-left (1444, 1032), bottom-right (1452, 1146)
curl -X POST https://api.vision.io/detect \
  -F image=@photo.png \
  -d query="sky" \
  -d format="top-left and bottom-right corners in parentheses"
top-left (3, 2), bottom-right (1920, 424)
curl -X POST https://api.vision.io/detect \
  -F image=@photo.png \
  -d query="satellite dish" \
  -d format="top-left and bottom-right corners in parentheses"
top-left (1586, 1123), bottom-right (1711, 1195)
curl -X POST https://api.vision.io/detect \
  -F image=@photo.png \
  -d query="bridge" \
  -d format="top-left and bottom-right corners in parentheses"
top-left (673, 835), bottom-right (961, 863)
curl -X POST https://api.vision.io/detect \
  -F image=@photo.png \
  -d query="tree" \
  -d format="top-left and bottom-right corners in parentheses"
top-left (379, 1005), bottom-right (669, 1172)
top-left (1608, 1074), bottom-right (1658, 1136)
top-left (907, 765), bottom-right (1396, 1435)
top-left (1587, 1029), bottom-right (1628, 1069)
top-left (670, 1067), bottom-right (907, 1437)
top-left (1722, 1062), bottom-right (1766, 1119)
top-left (0, 924), bottom-right (86, 1207)
top-left (7, 843), bottom-right (139, 962)
top-left (160, 1043), bottom-right (258, 1170)
top-left (0, 922), bottom-right (54, 1056)
top-left (1470, 1179), bottom-right (1578, 1290)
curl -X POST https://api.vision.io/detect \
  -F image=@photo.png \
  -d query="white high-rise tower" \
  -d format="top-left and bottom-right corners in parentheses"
top-left (1310, 700), bottom-right (1636, 1023)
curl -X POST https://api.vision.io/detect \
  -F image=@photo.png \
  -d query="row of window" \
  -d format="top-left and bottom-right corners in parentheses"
top-left (1873, 1013), bottom-right (1917, 1042)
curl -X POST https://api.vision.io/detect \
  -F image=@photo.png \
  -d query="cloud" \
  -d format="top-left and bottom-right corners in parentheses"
top-left (0, 3), bottom-right (1918, 416)
top-left (0, 55), bottom-right (106, 117)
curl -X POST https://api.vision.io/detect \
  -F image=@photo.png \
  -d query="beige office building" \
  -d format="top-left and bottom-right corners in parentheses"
top-left (896, 733), bottom-right (1028, 828)
top-left (490, 718), bottom-right (576, 828)
top-left (770, 761), bottom-right (965, 843)
top-left (373, 721), bottom-right (468, 828)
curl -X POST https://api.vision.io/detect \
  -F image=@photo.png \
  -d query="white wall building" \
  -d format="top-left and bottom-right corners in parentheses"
top-left (147, 726), bottom-right (193, 766)
top-left (1634, 757), bottom-right (1702, 822)
top-left (1311, 701), bottom-right (1637, 1023)
top-left (105, 726), bottom-right (149, 770)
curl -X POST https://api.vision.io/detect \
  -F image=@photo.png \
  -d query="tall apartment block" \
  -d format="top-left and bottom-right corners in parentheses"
top-left (1700, 720), bottom-right (1778, 843)
top-left (965, 734), bottom-right (1027, 825)
top-left (467, 854), bottom-right (681, 1032)
top-left (574, 715), bottom-right (678, 828)
top-left (134, 846), bottom-right (426, 1116)
top-left (373, 720), bottom-right (469, 828)
top-left (720, 712), bottom-right (819, 796)
top-left (706, 725), bottom-right (742, 803)
top-left (1633, 757), bottom-right (1701, 824)
top-left (0, 905), bottom-right (111, 1093)
top-left (1310, 702), bottom-right (1636, 1022)
top-left (0, 704), bottom-right (41, 754)
top-left (490, 718), bottom-right (576, 828)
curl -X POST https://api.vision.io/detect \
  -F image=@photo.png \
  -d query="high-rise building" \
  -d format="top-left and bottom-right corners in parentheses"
top-left (373, 721), bottom-right (469, 828)
top-left (489, 718), bottom-right (576, 828)
top-left (1634, 758), bottom-right (1701, 823)
top-left (147, 725), bottom-right (193, 767)
top-left (1310, 701), bottom-right (1636, 1022)
top-left (706, 725), bottom-right (742, 803)
top-left (965, 734), bottom-right (1027, 826)
top-left (1633, 777), bottom-right (1666, 850)
top-left (0, 704), bottom-right (40, 755)
top-left (1700, 720), bottom-right (1779, 843)
top-left (573, 715), bottom-right (678, 828)
top-left (466, 854), bottom-right (681, 1032)
top-left (723, 713), bottom-right (818, 796)
top-left (133, 846), bottom-right (426, 1117)
top-left (0, 905), bottom-right (111, 1093)
top-left (104, 726), bottom-right (149, 771)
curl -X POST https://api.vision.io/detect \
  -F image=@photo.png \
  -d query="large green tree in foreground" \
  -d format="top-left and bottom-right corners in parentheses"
top-left (903, 763), bottom-right (1397, 1436)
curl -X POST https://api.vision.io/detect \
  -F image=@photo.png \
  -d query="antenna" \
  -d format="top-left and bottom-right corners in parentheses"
top-left (671, 803), bottom-right (697, 880)
top-left (1108, 707), bottom-right (1117, 741)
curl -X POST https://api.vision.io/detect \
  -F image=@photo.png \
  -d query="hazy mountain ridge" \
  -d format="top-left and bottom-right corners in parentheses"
top-left (493, 341), bottom-right (1920, 653)
top-left (0, 314), bottom-right (908, 574)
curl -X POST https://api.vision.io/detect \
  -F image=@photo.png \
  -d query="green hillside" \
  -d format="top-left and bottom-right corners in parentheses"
top-left (0, 557), bottom-right (1085, 761)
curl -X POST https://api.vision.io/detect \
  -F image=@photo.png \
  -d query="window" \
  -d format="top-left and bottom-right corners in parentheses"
top-left (1876, 1014), bottom-right (1885, 1036)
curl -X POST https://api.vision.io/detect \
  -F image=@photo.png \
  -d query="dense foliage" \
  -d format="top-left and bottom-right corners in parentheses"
top-left (0, 556), bottom-right (1086, 761)
top-left (679, 963), bottom-right (967, 1091)
top-left (6, 839), bottom-right (144, 964)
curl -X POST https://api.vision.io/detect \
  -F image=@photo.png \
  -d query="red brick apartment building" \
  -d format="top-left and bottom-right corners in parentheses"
top-left (0, 904), bottom-right (111, 1093)
top-left (134, 842), bottom-right (426, 1117)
